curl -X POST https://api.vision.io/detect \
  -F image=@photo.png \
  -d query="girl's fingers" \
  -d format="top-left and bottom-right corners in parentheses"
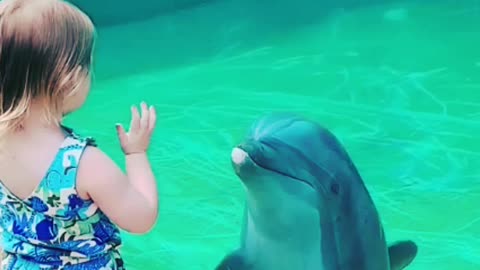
top-left (140, 101), bottom-right (149, 131)
top-left (130, 105), bottom-right (141, 132)
top-left (148, 105), bottom-right (156, 132)
top-left (115, 123), bottom-right (128, 148)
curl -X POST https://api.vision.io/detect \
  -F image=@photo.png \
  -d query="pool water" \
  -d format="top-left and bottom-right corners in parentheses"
top-left (64, 1), bottom-right (480, 269)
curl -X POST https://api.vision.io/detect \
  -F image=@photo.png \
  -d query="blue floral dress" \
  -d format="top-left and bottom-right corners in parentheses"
top-left (0, 126), bottom-right (125, 269)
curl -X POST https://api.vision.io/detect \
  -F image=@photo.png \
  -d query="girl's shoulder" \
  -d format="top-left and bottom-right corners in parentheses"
top-left (60, 125), bottom-right (98, 147)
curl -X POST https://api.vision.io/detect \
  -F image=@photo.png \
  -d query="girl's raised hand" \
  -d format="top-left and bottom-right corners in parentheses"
top-left (115, 102), bottom-right (156, 155)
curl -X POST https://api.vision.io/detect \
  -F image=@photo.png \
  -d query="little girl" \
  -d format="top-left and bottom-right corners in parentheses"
top-left (0, 0), bottom-right (159, 269)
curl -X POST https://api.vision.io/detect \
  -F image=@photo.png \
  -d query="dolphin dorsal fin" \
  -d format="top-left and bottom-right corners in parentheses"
top-left (388, 240), bottom-right (418, 270)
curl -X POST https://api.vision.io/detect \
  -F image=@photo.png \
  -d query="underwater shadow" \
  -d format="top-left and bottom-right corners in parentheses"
top-left (90, 0), bottom-right (414, 81)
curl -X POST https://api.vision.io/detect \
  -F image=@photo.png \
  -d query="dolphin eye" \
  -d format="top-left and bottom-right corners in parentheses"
top-left (330, 183), bottom-right (340, 195)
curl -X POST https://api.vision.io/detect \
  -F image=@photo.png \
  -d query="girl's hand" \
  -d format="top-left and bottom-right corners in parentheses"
top-left (116, 102), bottom-right (156, 155)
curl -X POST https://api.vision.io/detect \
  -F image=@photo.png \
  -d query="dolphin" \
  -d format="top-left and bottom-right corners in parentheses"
top-left (216, 113), bottom-right (418, 270)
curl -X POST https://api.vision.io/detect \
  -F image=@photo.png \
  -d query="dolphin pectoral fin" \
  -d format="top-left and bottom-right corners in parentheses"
top-left (215, 250), bottom-right (251, 270)
top-left (388, 240), bottom-right (418, 270)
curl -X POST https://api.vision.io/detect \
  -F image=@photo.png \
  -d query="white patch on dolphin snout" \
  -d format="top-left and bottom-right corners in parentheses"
top-left (232, 147), bottom-right (248, 165)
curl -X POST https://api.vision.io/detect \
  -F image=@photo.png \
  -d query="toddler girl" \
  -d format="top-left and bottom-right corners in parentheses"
top-left (0, 0), bottom-right (159, 269)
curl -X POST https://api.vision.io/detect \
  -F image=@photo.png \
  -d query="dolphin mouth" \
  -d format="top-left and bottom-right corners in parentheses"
top-left (234, 144), bottom-right (315, 190)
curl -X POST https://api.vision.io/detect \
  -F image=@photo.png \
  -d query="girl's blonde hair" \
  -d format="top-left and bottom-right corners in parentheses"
top-left (0, 0), bottom-right (95, 138)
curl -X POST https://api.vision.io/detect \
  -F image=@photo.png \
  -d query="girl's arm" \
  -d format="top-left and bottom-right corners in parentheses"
top-left (77, 146), bottom-right (159, 234)
top-left (77, 102), bottom-right (159, 234)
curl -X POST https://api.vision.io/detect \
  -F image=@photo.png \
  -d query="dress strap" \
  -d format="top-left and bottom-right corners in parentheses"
top-left (37, 126), bottom-right (95, 192)
top-left (29, 125), bottom-right (99, 218)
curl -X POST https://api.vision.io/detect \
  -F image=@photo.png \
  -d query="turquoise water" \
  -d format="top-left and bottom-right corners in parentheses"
top-left (65, 0), bottom-right (479, 269)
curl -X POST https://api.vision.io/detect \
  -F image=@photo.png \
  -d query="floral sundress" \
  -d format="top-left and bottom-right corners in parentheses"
top-left (0, 126), bottom-right (125, 269)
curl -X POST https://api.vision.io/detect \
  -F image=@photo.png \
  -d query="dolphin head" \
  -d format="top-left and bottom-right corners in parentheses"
top-left (230, 113), bottom-right (416, 269)
top-left (231, 113), bottom-right (361, 235)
